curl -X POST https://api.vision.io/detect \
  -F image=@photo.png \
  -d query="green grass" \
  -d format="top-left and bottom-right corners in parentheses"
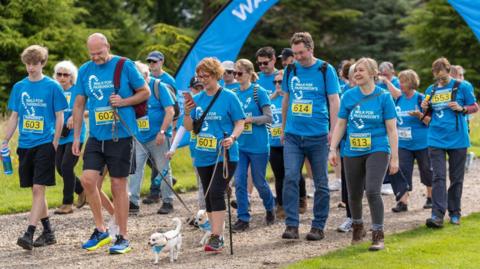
top-left (288, 213), bottom-right (480, 269)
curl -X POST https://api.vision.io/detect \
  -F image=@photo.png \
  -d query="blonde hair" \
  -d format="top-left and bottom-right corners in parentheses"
top-left (398, 69), bottom-right (420, 90)
top-left (196, 57), bottom-right (224, 80)
top-left (235, 59), bottom-right (258, 83)
top-left (134, 61), bottom-right (150, 78)
top-left (21, 45), bottom-right (48, 65)
top-left (354, 58), bottom-right (379, 79)
top-left (290, 32), bottom-right (314, 49)
top-left (53, 60), bottom-right (78, 85)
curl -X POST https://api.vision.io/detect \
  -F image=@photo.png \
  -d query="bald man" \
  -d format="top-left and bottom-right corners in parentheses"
top-left (72, 33), bottom-right (150, 254)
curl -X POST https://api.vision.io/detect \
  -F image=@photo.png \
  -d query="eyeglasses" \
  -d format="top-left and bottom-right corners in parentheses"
top-left (147, 59), bottom-right (158, 64)
top-left (273, 80), bottom-right (282, 85)
top-left (225, 70), bottom-right (234, 75)
top-left (256, 61), bottom-right (270, 66)
top-left (197, 73), bottom-right (211, 80)
top-left (56, 72), bottom-right (71, 78)
top-left (233, 71), bottom-right (244, 77)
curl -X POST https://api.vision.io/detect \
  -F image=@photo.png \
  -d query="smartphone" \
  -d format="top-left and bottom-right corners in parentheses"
top-left (183, 91), bottom-right (196, 106)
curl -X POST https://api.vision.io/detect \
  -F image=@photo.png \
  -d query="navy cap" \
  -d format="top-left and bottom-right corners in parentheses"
top-left (278, 48), bottom-right (293, 59)
top-left (189, 77), bottom-right (203, 88)
top-left (146, 51), bottom-right (164, 61)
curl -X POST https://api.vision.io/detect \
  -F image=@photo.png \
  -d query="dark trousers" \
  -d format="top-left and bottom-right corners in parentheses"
top-left (340, 157), bottom-right (352, 218)
top-left (55, 143), bottom-right (83, 204)
top-left (429, 147), bottom-right (467, 218)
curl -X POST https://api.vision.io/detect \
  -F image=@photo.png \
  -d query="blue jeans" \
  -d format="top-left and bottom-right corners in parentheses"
top-left (235, 150), bottom-right (275, 222)
top-left (283, 133), bottom-right (329, 229)
top-left (128, 139), bottom-right (174, 206)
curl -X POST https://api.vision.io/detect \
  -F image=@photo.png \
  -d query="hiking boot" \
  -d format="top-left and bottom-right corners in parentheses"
top-left (157, 202), bottom-right (174, 214)
top-left (351, 223), bottom-right (366, 245)
top-left (450, 215), bottom-right (461, 225)
top-left (232, 219), bottom-right (249, 232)
top-left (129, 201), bottom-right (139, 215)
top-left (54, 204), bottom-right (73, 215)
top-left (266, 210), bottom-right (275, 225)
top-left (76, 191), bottom-right (87, 209)
top-left (204, 234), bottom-right (224, 252)
top-left (299, 196), bottom-right (307, 214)
top-left (82, 228), bottom-right (111, 251)
top-left (142, 194), bottom-right (160, 205)
top-left (17, 232), bottom-right (34, 250)
top-left (426, 216), bottom-right (444, 228)
top-left (423, 198), bottom-right (432, 209)
top-left (305, 227), bottom-right (325, 241)
top-left (276, 205), bottom-right (285, 219)
top-left (109, 235), bottom-right (131, 254)
top-left (33, 231), bottom-right (56, 247)
top-left (337, 218), bottom-right (352, 233)
top-left (281, 226), bottom-right (299, 239)
top-left (368, 230), bottom-right (385, 251)
top-left (391, 202), bottom-right (408, 213)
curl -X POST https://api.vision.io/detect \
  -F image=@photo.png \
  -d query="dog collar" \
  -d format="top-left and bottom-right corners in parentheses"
top-left (199, 220), bottom-right (211, 231)
top-left (152, 245), bottom-right (164, 253)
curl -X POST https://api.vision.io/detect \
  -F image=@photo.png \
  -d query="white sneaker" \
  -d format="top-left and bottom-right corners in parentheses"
top-left (337, 218), bottom-right (352, 233)
top-left (381, 183), bottom-right (394, 195)
top-left (107, 217), bottom-right (119, 242)
top-left (329, 178), bottom-right (341, 191)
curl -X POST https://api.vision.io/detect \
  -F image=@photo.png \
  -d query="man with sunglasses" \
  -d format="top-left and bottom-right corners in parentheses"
top-left (281, 32), bottom-right (340, 241)
top-left (220, 60), bottom-right (240, 90)
top-left (256, 47), bottom-right (278, 95)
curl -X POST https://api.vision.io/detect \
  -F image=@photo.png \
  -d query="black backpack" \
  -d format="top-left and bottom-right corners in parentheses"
top-left (153, 79), bottom-right (180, 121)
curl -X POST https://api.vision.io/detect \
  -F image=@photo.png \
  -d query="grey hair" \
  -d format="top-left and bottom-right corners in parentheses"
top-left (379, 61), bottom-right (394, 73)
top-left (53, 60), bottom-right (78, 84)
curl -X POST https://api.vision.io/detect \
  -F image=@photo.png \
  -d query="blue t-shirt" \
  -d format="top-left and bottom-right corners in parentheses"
top-left (338, 86), bottom-right (397, 157)
top-left (136, 79), bottom-right (175, 143)
top-left (8, 76), bottom-right (68, 148)
top-left (425, 79), bottom-right (476, 149)
top-left (394, 92), bottom-right (428, 151)
top-left (282, 59), bottom-right (340, 136)
top-left (220, 81), bottom-right (240, 91)
top-left (257, 70), bottom-right (278, 95)
top-left (152, 72), bottom-right (176, 89)
top-left (60, 85), bottom-right (86, 145)
top-left (190, 89), bottom-right (245, 167)
top-left (234, 84), bottom-right (271, 153)
top-left (77, 56), bottom-right (146, 141)
top-left (377, 76), bottom-right (400, 90)
top-left (269, 94), bottom-right (283, 148)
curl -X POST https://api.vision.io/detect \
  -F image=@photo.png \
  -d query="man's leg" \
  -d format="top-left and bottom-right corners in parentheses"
top-left (282, 134), bottom-right (304, 230)
top-left (82, 170), bottom-right (106, 231)
top-left (128, 140), bottom-right (148, 207)
top-left (111, 177), bottom-right (129, 237)
top-left (447, 148), bottom-right (467, 220)
top-left (30, 184), bottom-right (48, 226)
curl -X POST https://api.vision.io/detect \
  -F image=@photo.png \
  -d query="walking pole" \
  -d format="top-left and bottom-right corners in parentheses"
top-left (224, 133), bottom-right (234, 255)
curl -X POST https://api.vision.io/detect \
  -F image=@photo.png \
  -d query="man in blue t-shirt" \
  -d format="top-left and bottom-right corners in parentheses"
top-left (256, 46), bottom-right (278, 95)
top-left (219, 60), bottom-right (240, 90)
top-left (281, 32), bottom-right (340, 241)
top-left (4, 45), bottom-right (67, 250)
top-left (72, 33), bottom-right (150, 254)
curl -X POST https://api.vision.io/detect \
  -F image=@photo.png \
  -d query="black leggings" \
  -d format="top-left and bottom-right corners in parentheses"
top-left (269, 146), bottom-right (306, 206)
top-left (340, 157), bottom-right (352, 218)
top-left (197, 162), bottom-right (237, 212)
top-left (55, 143), bottom-right (83, 204)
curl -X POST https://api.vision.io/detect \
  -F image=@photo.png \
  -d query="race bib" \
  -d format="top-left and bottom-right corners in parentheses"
top-left (94, 106), bottom-right (115, 125)
top-left (190, 132), bottom-right (197, 142)
top-left (270, 126), bottom-right (282, 137)
top-left (196, 134), bottom-right (218, 152)
top-left (136, 116), bottom-right (150, 132)
top-left (398, 127), bottom-right (412, 140)
top-left (349, 133), bottom-right (371, 151)
top-left (22, 115), bottom-right (44, 133)
top-left (431, 91), bottom-right (451, 104)
top-left (243, 123), bottom-right (253, 134)
top-left (292, 100), bottom-right (313, 117)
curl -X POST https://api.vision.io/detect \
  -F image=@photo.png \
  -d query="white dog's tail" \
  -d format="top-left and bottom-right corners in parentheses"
top-left (172, 217), bottom-right (182, 235)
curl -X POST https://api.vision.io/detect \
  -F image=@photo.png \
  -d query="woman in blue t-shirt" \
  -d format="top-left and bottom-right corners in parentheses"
top-left (388, 70), bottom-right (433, 213)
top-left (329, 58), bottom-right (398, 251)
top-left (184, 57), bottom-right (245, 252)
top-left (231, 59), bottom-right (275, 232)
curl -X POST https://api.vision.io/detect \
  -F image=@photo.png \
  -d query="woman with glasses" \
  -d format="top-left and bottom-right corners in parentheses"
top-left (183, 57), bottom-right (245, 252)
top-left (231, 59), bottom-right (275, 232)
top-left (53, 60), bottom-right (87, 214)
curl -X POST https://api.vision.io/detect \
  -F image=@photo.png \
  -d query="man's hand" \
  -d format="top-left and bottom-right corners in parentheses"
top-left (110, 94), bottom-right (125, 108)
top-left (156, 132), bottom-right (165, 145)
top-left (72, 140), bottom-right (81, 156)
top-left (66, 117), bottom-right (74, 129)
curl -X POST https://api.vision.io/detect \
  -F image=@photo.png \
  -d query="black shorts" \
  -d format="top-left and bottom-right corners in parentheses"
top-left (83, 137), bottom-right (134, 178)
top-left (17, 142), bottom-right (56, 188)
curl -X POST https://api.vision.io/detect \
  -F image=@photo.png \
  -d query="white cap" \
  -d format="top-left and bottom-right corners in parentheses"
top-left (221, 60), bottom-right (235, 71)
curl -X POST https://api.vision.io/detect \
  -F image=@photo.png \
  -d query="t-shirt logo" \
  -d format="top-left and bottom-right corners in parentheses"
top-left (271, 104), bottom-right (281, 124)
top-left (21, 92), bottom-right (35, 116)
top-left (291, 76), bottom-right (303, 100)
top-left (395, 106), bottom-right (404, 125)
top-left (242, 97), bottom-right (252, 111)
top-left (435, 110), bottom-right (444, 119)
top-left (350, 106), bottom-right (365, 129)
top-left (195, 106), bottom-right (209, 132)
top-left (88, 75), bottom-right (105, 100)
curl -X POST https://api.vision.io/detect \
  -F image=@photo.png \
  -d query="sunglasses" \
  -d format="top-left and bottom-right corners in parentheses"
top-left (233, 71), bottom-right (244, 77)
top-left (56, 72), bottom-right (71, 78)
top-left (147, 60), bottom-right (158, 64)
top-left (273, 80), bottom-right (283, 85)
top-left (256, 61), bottom-right (270, 66)
top-left (225, 70), bottom-right (234, 75)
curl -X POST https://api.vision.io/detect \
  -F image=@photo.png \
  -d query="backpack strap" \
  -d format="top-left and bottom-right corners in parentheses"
top-left (253, 84), bottom-right (262, 113)
top-left (451, 79), bottom-right (462, 131)
top-left (153, 79), bottom-right (160, 100)
top-left (113, 57), bottom-right (127, 93)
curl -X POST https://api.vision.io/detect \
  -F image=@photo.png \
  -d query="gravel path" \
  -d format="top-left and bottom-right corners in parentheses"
top-left (1, 161), bottom-right (479, 269)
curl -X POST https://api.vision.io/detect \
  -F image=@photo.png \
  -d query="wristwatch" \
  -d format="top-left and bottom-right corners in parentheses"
top-left (160, 130), bottom-right (165, 135)
top-left (462, 107), bottom-right (468, 114)
top-left (230, 135), bottom-right (236, 142)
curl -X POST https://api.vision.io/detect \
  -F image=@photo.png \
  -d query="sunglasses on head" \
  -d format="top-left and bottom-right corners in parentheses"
top-left (273, 80), bottom-right (282, 85)
top-left (225, 70), bottom-right (234, 75)
top-left (56, 72), bottom-right (71, 78)
top-left (256, 60), bottom-right (270, 66)
top-left (233, 71), bottom-right (244, 77)
top-left (147, 59), bottom-right (158, 64)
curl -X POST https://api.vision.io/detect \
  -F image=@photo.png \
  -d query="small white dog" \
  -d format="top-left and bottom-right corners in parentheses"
top-left (194, 209), bottom-right (212, 245)
top-left (148, 217), bottom-right (183, 264)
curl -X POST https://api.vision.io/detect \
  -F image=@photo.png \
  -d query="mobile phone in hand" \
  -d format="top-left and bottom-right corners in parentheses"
top-left (183, 91), bottom-right (196, 106)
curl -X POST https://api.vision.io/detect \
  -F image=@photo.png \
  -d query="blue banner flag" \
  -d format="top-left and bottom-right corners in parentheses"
top-left (174, 0), bottom-right (279, 147)
top-left (449, 0), bottom-right (480, 42)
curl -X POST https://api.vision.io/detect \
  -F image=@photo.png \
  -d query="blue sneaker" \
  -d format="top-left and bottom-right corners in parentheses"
top-left (109, 235), bottom-right (131, 254)
top-left (82, 228), bottom-right (111, 251)
top-left (450, 215), bottom-right (461, 225)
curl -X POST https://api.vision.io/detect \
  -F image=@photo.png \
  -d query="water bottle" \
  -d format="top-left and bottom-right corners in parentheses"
top-left (1, 146), bottom-right (13, 175)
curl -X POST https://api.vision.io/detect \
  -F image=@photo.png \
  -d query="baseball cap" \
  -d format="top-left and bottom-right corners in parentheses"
top-left (278, 48), bottom-right (293, 59)
top-left (221, 60), bottom-right (235, 71)
top-left (189, 76), bottom-right (203, 88)
top-left (146, 51), bottom-right (164, 62)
